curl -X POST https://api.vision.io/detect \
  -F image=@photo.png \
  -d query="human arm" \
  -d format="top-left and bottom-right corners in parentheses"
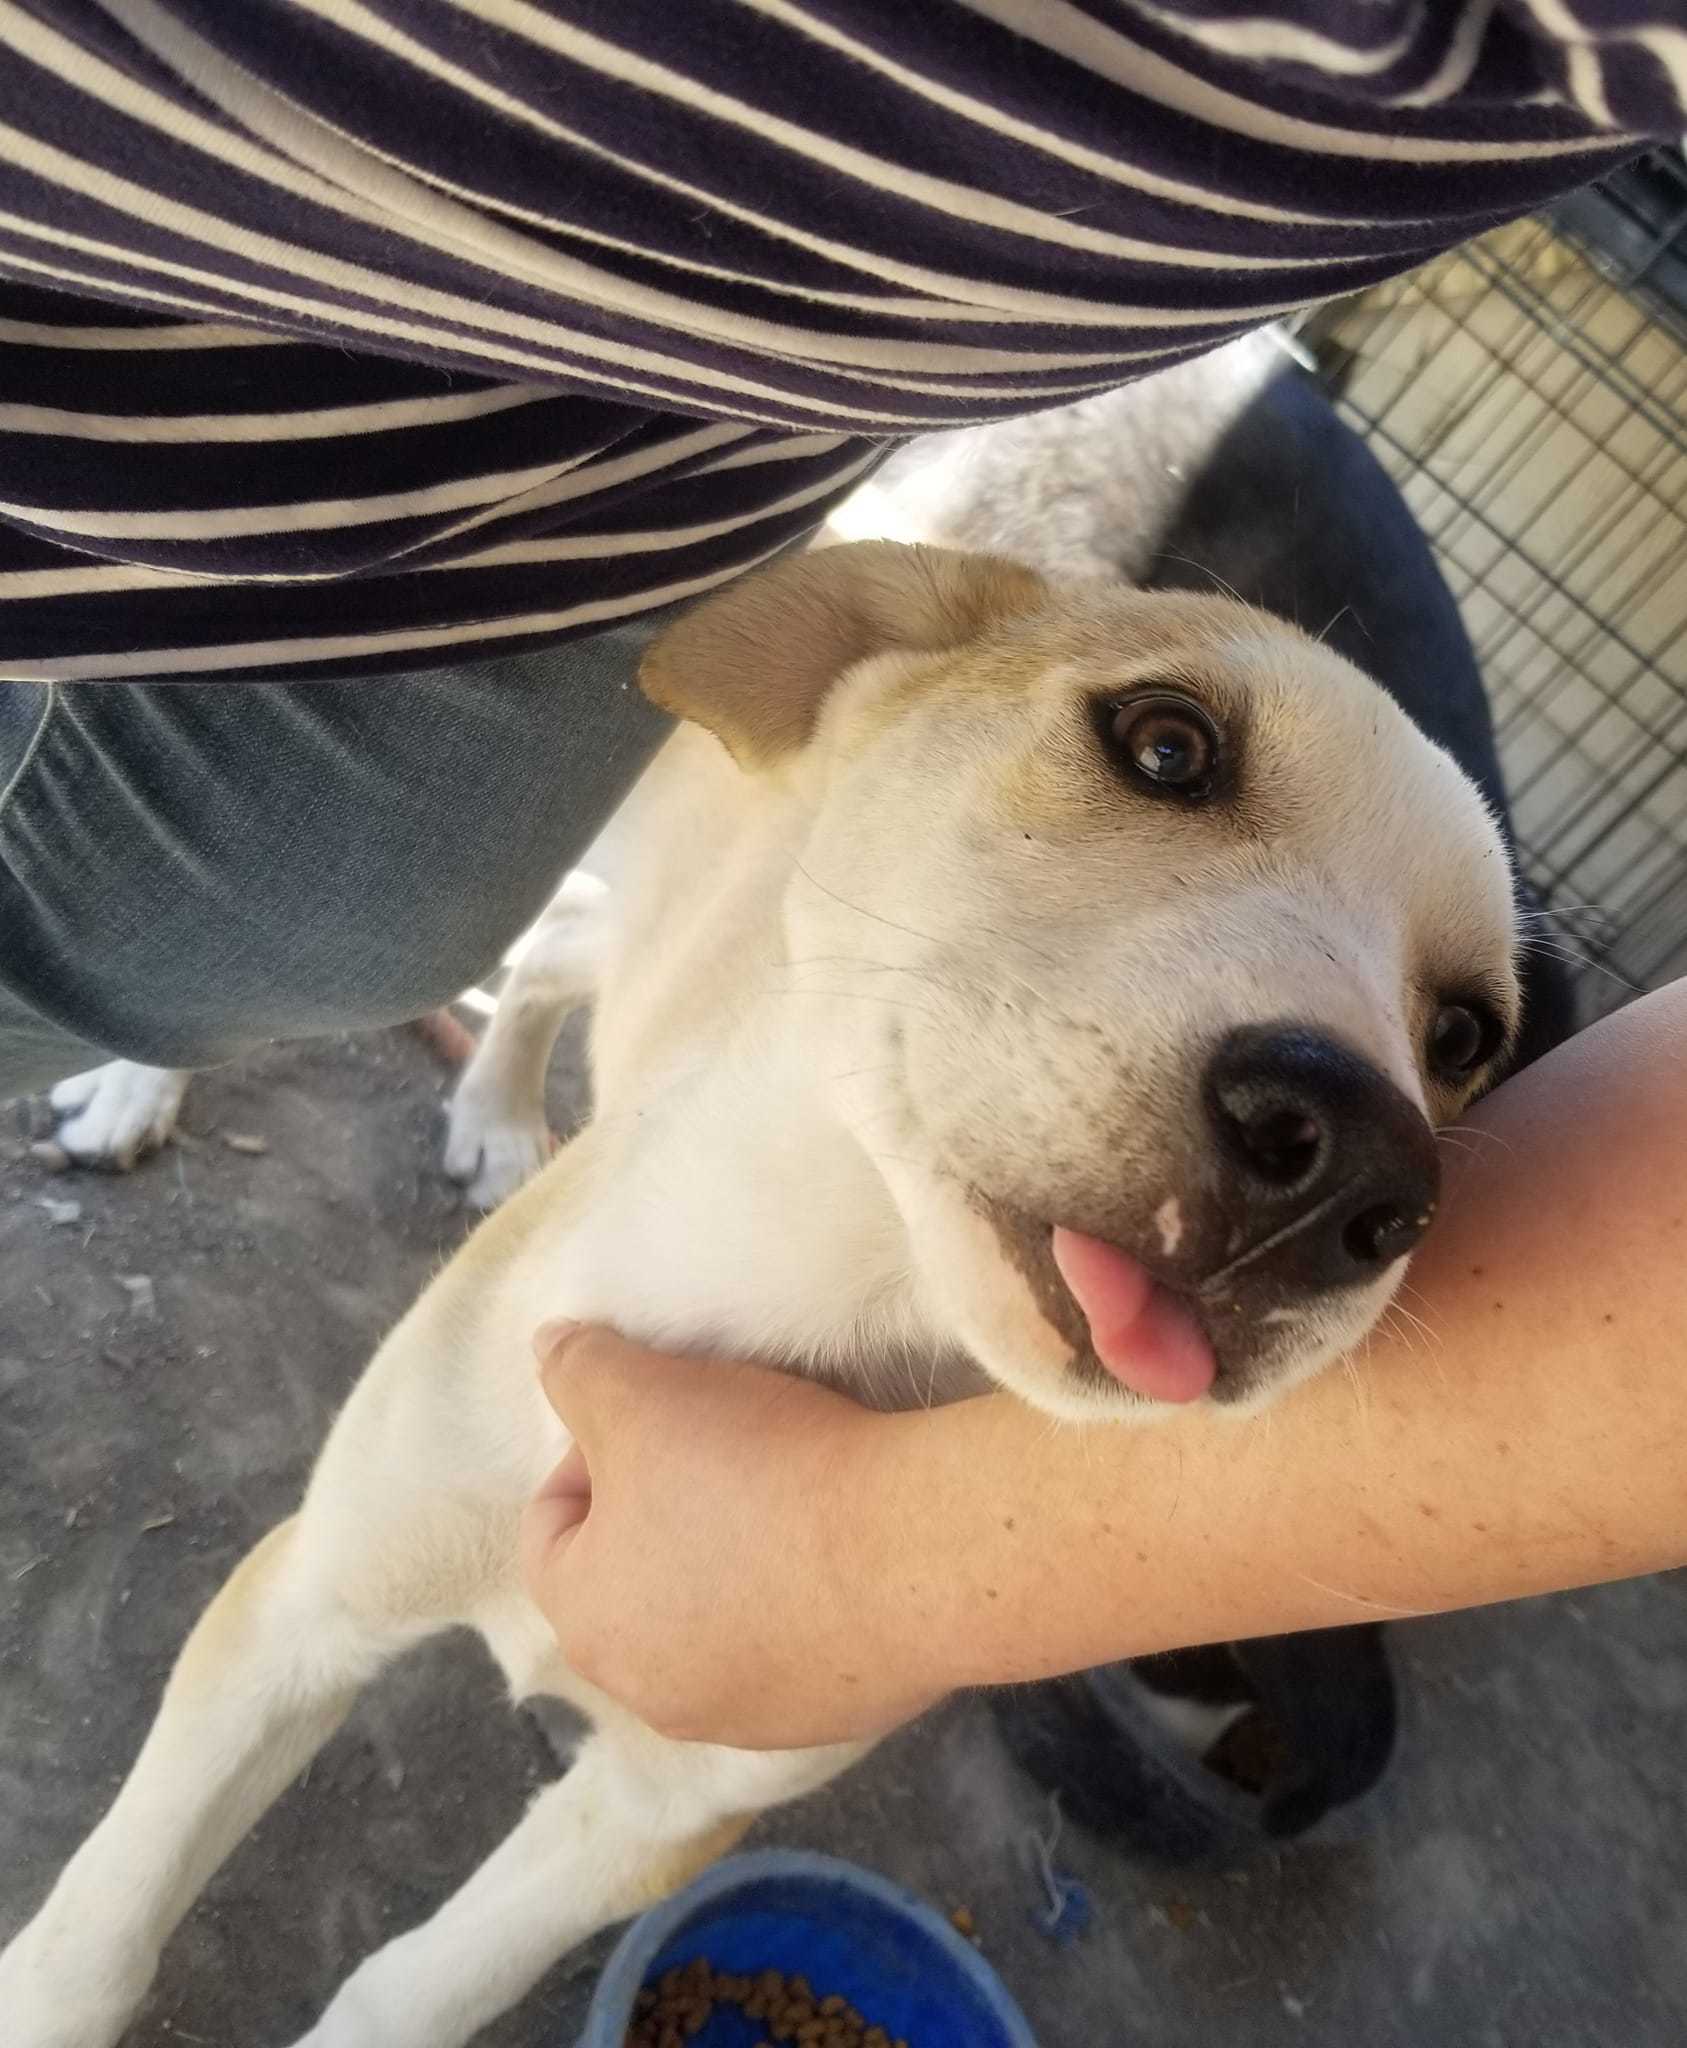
top-left (524, 977), bottom-right (1687, 1749)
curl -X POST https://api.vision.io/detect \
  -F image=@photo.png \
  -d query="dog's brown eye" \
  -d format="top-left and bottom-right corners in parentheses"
top-left (1105, 693), bottom-right (1218, 797)
top-left (1430, 1001), bottom-right (1496, 1079)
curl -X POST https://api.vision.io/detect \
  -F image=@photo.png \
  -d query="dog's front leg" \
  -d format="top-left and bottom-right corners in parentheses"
top-left (0, 1518), bottom-right (428, 2048)
top-left (444, 870), bottom-right (610, 1209)
top-left (48, 1059), bottom-right (191, 1168)
top-left (287, 1718), bottom-right (863, 2048)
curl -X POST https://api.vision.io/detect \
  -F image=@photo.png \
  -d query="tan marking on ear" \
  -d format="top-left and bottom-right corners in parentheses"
top-left (637, 541), bottom-right (1046, 768)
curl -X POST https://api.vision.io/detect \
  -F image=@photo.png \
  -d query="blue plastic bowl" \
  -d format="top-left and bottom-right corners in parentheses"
top-left (577, 1849), bottom-right (1038, 2048)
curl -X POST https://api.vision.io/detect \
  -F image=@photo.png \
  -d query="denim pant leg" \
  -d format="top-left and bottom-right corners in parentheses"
top-left (0, 628), bottom-right (671, 1101)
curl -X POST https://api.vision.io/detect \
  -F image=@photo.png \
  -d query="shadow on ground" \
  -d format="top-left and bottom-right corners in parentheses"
top-left (3, 1030), bottom-right (1684, 2048)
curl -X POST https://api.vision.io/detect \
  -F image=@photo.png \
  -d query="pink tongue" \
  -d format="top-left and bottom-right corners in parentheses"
top-left (1051, 1226), bottom-right (1216, 1405)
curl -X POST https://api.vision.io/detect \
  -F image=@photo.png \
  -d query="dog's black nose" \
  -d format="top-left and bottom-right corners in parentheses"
top-left (1203, 1025), bottom-right (1441, 1291)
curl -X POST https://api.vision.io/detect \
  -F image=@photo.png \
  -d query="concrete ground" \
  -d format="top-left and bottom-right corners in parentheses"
top-left (3, 1027), bottom-right (1684, 2048)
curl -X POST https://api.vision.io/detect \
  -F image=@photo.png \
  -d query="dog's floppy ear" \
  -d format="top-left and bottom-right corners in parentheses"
top-left (638, 541), bottom-right (1046, 768)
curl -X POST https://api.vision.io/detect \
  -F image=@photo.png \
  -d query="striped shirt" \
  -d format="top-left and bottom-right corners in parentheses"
top-left (0, 2), bottom-right (1681, 684)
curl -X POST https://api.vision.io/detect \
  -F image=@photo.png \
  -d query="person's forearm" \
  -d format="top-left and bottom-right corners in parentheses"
top-left (852, 980), bottom-right (1687, 1694)
top-left (524, 979), bottom-right (1687, 1749)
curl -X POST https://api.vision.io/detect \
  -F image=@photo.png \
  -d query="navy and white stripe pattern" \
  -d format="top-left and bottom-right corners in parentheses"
top-left (0, 1), bottom-right (1679, 682)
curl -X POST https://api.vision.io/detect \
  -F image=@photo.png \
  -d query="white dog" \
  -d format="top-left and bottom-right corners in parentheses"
top-left (39, 338), bottom-right (1286, 1207)
top-left (2, 540), bottom-right (1519, 2048)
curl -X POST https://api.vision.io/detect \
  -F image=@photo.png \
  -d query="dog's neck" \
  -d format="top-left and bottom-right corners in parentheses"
top-left (553, 1020), bottom-right (982, 1410)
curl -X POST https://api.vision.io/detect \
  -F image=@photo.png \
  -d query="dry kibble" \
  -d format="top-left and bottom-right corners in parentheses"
top-left (624, 1956), bottom-right (915, 2048)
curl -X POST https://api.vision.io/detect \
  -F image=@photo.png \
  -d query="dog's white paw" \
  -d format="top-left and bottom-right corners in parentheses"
top-left (48, 1061), bottom-right (189, 1169)
top-left (283, 1964), bottom-right (411, 2048)
top-left (0, 1923), bottom-right (148, 2048)
top-left (442, 1086), bottom-right (552, 1210)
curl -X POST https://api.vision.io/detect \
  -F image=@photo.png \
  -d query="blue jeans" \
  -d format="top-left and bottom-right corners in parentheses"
top-left (0, 630), bottom-right (670, 1100)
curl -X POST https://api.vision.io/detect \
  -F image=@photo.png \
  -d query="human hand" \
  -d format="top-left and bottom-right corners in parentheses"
top-left (519, 1323), bottom-right (946, 1749)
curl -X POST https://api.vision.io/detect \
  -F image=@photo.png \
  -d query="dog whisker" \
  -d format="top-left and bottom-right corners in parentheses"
top-left (758, 985), bottom-right (947, 1023)
top-left (782, 953), bottom-right (957, 983)
top-left (1157, 548), bottom-right (1253, 615)
top-left (780, 950), bottom-right (1040, 1016)
top-left (1440, 1119), bottom-right (1513, 1157)
top-left (1313, 602), bottom-right (1353, 647)
top-left (1395, 1279), bottom-right (1443, 1340)
top-left (1517, 936), bottom-right (1637, 992)
top-left (1379, 1304), bottom-right (1422, 1359)
top-left (1515, 913), bottom-right (1607, 937)
top-left (1382, 1302), bottom-right (1451, 1398)
top-left (1341, 1351), bottom-right (1373, 1437)
top-left (1515, 898), bottom-right (1618, 925)
top-left (1389, 1298), bottom-right (1441, 1349)
top-left (789, 858), bottom-right (959, 954)
top-left (1029, 1408), bottom-right (1068, 1456)
top-left (790, 857), bottom-right (1062, 978)
top-left (950, 919), bottom-right (1064, 978)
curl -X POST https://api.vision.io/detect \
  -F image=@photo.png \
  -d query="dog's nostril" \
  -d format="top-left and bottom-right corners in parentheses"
top-left (1205, 1026), bottom-right (1443, 1297)
top-left (1229, 1106), bottom-right (1322, 1188)
top-left (1342, 1201), bottom-right (1432, 1269)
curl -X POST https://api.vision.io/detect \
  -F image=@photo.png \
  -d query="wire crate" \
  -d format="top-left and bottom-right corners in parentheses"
top-left (1300, 151), bottom-right (1687, 1018)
